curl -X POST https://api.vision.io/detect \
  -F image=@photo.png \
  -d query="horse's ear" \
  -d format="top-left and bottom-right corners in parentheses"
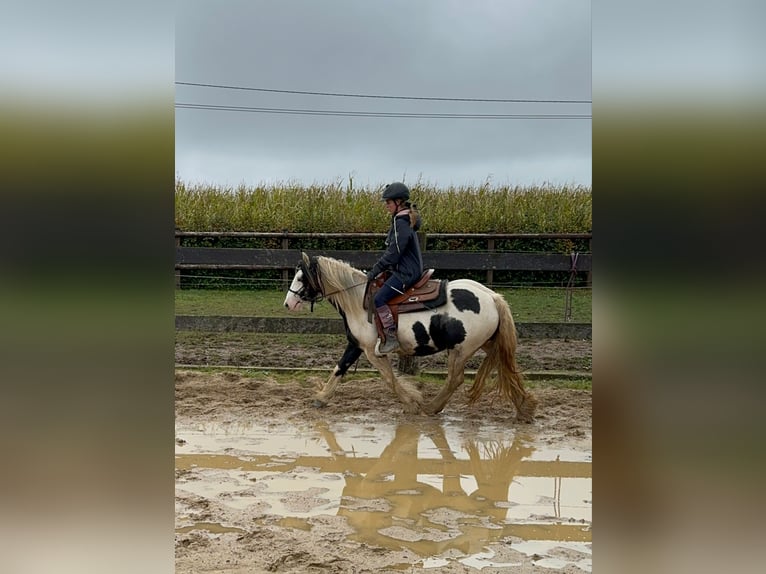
top-left (301, 252), bottom-right (310, 267)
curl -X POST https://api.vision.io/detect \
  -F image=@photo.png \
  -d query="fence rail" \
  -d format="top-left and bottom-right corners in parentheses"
top-left (175, 231), bottom-right (592, 287)
top-left (175, 247), bottom-right (591, 272)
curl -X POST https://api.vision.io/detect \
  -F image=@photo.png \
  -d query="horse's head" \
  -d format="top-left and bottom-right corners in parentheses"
top-left (283, 252), bottom-right (323, 311)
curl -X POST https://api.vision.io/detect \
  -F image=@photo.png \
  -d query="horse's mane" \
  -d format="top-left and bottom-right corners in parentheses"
top-left (317, 256), bottom-right (367, 313)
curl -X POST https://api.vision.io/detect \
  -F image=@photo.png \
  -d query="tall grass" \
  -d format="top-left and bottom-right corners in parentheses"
top-left (175, 178), bottom-right (591, 233)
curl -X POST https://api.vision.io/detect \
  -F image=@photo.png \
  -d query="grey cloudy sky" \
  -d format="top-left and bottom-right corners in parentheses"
top-left (175, 0), bottom-right (591, 189)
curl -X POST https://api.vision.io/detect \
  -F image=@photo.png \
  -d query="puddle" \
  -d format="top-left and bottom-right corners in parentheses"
top-left (176, 418), bottom-right (591, 570)
top-left (175, 522), bottom-right (246, 535)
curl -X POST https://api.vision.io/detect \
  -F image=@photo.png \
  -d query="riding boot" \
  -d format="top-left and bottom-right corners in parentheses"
top-left (375, 304), bottom-right (399, 354)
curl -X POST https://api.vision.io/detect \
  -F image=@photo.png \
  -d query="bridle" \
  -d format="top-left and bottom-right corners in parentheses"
top-left (289, 255), bottom-right (368, 312)
top-left (289, 256), bottom-right (324, 312)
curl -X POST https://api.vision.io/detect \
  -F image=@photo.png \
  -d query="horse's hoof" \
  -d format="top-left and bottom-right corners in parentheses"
top-left (313, 399), bottom-right (327, 408)
top-left (420, 402), bottom-right (441, 416)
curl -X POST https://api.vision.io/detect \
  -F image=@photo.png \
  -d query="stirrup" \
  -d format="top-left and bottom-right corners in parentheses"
top-left (377, 335), bottom-right (400, 355)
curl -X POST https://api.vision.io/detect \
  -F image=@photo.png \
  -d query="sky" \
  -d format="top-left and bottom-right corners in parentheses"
top-left (175, 0), bottom-right (592, 189)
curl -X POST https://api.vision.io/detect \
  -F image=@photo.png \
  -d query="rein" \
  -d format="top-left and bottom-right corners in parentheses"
top-left (322, 280), bottom-right (369, 299)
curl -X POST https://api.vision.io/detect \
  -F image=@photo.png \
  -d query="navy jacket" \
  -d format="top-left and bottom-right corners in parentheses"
top-left (369, 209), bottom-right (424, 288)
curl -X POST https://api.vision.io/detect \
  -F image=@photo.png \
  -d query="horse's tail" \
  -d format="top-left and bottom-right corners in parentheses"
top-left (468, 293), bottom-right (537, 422)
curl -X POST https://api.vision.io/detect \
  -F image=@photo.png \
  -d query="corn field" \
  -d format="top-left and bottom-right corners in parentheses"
top-left (175, 179), bottom-right (592, 234)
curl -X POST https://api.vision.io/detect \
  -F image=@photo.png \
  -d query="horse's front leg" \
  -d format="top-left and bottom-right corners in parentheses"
top-left (313, 341), bottom-right (363, 408)
top-left (365, 352), bottom-right (425, 415)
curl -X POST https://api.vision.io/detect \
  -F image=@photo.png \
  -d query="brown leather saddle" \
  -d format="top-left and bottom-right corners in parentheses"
top-left (364, 269), bottom-right (449, 326)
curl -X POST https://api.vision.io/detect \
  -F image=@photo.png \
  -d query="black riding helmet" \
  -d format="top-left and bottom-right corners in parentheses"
top-left (381, 182), bottom-right (410, 201)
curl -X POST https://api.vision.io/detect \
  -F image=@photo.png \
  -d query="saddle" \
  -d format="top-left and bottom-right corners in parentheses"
top-left (364, 269), bottom-right (449, 326)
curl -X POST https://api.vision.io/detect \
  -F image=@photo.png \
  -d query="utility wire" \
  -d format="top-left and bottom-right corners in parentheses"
top-left (176, 81), bottom-right (592, 105)
top-left (175, 102), bottom-right (591, 120)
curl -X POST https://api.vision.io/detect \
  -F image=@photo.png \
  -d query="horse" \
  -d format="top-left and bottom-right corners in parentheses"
top-left (283, 252), bottom-right (537, 422)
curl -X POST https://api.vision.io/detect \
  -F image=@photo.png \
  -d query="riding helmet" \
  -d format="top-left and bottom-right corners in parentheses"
top-left (381, 182), bottom-right (410, 201)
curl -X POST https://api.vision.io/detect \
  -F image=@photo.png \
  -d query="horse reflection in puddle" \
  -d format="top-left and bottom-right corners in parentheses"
top-left (175, 420), bottom-right (592, 558)
top-left (309, 422), bottom-right (589, 556)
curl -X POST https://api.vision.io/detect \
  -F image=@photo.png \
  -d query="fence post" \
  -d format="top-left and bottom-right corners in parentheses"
top-left (281, 233), bottom-right (290, 289)
top-left (487, 237), bottom-right (495, 287)
top-left (398, 355), bottom-right (420, 376)
top-left (417, 230), bottom-right (427, 252)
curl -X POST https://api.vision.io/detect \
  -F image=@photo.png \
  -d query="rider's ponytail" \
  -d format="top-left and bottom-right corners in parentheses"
top-left (406, 202), bottom-right (419, 228)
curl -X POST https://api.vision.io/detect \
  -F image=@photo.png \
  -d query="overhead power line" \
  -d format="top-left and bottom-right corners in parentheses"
top-left (176, 81), bottom-right (591, 105)
top-left (175, 102), bottom-right (591, 120)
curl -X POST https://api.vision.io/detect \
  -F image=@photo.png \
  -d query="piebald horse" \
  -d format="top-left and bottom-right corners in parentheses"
top-left (283, 253), bottom-right (537, 421)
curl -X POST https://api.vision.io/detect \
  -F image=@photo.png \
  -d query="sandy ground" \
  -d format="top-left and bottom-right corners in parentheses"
top-left (174, 333), bottom-right (592, 374)
top-left (175, 338), bottom-right (591, 573)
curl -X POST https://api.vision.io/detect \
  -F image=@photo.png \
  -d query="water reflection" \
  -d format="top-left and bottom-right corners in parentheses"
top-left (176, 419), bottom-right (591, 565)
top-left (321, 422), bottom-right (589, 557)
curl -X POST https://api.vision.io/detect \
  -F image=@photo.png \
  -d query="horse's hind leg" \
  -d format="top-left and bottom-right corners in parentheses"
top-left (365, 352), bottom-right (425, 414)
top-left (314, 342), bottom-right (363, 408)
top-left (424, 350), bottom-right (471, 415)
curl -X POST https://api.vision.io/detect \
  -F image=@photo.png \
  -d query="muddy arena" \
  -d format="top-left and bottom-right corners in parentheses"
top-left (175, 338), bottom-right (592, 573)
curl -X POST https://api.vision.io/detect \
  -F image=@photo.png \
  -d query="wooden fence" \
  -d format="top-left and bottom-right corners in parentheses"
top-left (175, 231), bottom-right (592, 288)
top-left (174, 232), bottom-right (592, 341)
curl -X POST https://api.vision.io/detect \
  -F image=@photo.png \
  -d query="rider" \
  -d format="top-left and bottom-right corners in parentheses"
top-left (366, 182), bottom-right (424, 354)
